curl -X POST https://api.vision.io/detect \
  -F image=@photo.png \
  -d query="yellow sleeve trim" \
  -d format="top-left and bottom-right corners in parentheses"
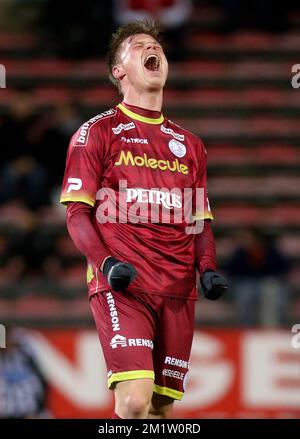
top-left (153, 384), bottom-right (184, 400)
top-left (60, 194), bottom-right (95, 207)
top-left (87, 264), bottom-right (94, 284)
top-left (108, 370), bottom-right (154, 389)
top-left (193, 211), bottom-right (214, 221)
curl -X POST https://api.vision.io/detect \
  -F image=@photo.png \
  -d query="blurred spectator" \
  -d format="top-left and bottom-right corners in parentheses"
top-left (38, 0), bottom-right (113, 58)
top-left (225, 228), bottom-right (291, 326)
top-left (38, 103), bottom-right (82, 187)
top-left (0, 0), bottom-right (40, 32)
top-left (220, 0), bottom-right (291, 33)
top-left (0, 92), bottom-right (49, 209)
top-left (0, 234), bottom-right (27, 296)
top-left (0, 327), bottom-right (51, 419)
top-left (113, 0), bottom-right (193, 61)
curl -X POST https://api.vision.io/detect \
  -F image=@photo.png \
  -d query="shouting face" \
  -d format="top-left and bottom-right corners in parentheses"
top-left (112, 33), bottom-right (169, 94)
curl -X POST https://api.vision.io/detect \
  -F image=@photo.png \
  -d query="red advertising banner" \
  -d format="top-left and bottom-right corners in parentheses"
top-left (29, 329), bottom-right (300, 418)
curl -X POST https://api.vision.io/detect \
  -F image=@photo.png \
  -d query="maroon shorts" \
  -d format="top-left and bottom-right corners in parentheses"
top-left (90, 290), bottom-right (195, 401)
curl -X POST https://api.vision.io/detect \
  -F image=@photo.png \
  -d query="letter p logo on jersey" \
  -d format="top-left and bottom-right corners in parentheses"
top-left (66, 178), bottom-right (82, 193)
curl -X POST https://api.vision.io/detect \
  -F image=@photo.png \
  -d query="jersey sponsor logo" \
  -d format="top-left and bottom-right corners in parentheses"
top-left (96, 180), bottom-right (206, 234)
top-left (126, 188), bottom-right (182, 210)
top-left (74, 110), bottom-right (116, 146)
top-left (112, 122), bottom-right (135, 134)
top-left (109, 335), bottom-right (154, 350)
top-left (121, 136), bottom-right (148, 144)
top-left (115, 150), bottom-right (189, 175)
top-left (168, 139), bottom-right (186, 158)
top-left (128, 338), bottom-right (153, 349)
top-left (110, 334), bottom-right (126, 349)
top-left (66, 177), bottom-right (82, 193)
top-left (164, 356), bottom-right (189, 369)
top-left (162, 369), bottom-right (185, 380)
top-left (161, 125), bottom-right (185, 141)
top-left (106, 292), bottom-right (120, 332)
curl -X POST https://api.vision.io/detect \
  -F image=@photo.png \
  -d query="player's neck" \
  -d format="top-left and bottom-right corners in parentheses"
top-left (122, 89), bottom-right (163, 112)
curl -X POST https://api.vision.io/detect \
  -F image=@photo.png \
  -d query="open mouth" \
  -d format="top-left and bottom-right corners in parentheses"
top-left (144, 54), bottom-right (160, 71)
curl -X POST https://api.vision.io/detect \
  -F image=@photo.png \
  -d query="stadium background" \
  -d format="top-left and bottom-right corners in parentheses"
top-left (0, 0), bottom-right (299, 418)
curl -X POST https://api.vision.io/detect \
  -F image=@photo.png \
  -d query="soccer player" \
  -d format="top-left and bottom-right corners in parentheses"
top-left (60, 20), bottom-right (227, 419)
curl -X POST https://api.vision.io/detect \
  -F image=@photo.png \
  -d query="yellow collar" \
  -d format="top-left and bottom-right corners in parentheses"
top-left (117, 103), bottom-right (164, 125)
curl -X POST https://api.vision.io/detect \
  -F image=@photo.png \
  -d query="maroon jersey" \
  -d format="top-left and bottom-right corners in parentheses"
top-left (60, 103), bottom-right (213, 299)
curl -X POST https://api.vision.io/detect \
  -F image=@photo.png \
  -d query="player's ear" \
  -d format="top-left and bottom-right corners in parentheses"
top-left (112, 65), bottom-right (125, 81)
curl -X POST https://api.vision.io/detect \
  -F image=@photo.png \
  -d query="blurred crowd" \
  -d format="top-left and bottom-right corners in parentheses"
top-left (1, 1), bottom-right (298, 58)
top-left (0, 93), bottom-right (81, 209)
top-left (0, 92), bottom-right (85, 300)
top-left (225, 228), bottom-right (291, 326)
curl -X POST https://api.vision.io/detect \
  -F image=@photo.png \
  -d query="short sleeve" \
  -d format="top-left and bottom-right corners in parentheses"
top-left (193, 139), bottom-right (213, 221)
top-left (60, 124), bottom-right (103, 207)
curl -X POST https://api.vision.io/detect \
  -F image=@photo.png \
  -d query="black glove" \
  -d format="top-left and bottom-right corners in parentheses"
top-left (200, 270), bottom-right (228, 300)
top-left (102, 257), bottom-right (137, 292)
